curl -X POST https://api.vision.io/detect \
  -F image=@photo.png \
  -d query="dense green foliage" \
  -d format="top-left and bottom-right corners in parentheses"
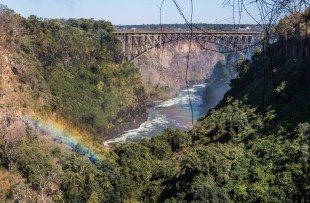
top-left (1, 132), bottom-right (127, 202)
top-left (0, 5), bottom-right (310, 203)
top-left (0, 7), bottom-right (146, 138)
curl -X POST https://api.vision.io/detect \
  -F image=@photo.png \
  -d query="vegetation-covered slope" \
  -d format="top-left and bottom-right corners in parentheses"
top-left (0, 6), bottom-right (148, 201)
top-left (0, 6), bottom-right (147, 140)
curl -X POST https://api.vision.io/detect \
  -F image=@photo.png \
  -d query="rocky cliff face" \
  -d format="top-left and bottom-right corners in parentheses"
top-left (0, 49), bottom-right (28, 115)
top-left (133, 40), bottom-right (225, 100)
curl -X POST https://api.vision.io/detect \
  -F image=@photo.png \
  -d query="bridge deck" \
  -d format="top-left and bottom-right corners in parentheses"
top-left (113, 31), bottom-right (261, 35)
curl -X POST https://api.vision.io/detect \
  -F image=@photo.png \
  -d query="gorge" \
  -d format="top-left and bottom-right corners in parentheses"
top-left (107, 40), bottom-right (239, 143)
top-left (0, 3), bottom-right (309, 202)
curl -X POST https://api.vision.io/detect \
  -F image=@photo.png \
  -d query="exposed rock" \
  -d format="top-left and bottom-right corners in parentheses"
top-left (0, 49), bottom-right (30, 115)
top-left (0, 50), bottom-right (27, 140)
top-left (133, 40), bottom-right (225, 101)
top-left (0, 112), bottom-right (27, 140)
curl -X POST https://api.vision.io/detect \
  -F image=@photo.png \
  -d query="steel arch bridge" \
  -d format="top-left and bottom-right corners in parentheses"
top-left (113, 31), bottom-right (262, 61)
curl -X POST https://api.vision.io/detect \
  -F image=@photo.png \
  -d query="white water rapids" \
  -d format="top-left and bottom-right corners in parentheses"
top-left (106, 83), bottom-right (208, 144)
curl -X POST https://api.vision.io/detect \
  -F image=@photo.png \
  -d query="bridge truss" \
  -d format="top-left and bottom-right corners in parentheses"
top-left (113, 31), bottom-right (262, 61)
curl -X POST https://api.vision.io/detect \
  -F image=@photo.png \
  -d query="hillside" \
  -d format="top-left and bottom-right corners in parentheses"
top-left (0, 7), bottom-right (147, 141)
top-left (0, 6), bottom-right (150, 201)
top-left (0, 4), bottom-right (309, 203)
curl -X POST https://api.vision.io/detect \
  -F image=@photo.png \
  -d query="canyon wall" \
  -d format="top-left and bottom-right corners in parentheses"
top-left (133, 40), bottom-right (225, 101)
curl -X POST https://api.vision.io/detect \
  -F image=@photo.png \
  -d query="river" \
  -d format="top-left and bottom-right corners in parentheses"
top-left (106, 83), bottom-right (209, 144)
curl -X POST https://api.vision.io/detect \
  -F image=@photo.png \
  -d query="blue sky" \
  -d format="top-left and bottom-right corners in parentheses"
top-left (1, 0), bottom-right (258, 25)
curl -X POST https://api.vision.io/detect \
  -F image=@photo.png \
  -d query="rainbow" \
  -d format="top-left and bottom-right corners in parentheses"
top-left (24, 115), bottom-right (108, 162)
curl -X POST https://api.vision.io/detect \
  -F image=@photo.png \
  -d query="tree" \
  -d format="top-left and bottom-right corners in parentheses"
top-left (233, 57), bottom-right (250, 77)
top-left (39, 172), bottom-right (57, 203)
top-left (87, 191), bottom-right (99, 203)
top-left (0, 111), bottom-right (26, 173)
